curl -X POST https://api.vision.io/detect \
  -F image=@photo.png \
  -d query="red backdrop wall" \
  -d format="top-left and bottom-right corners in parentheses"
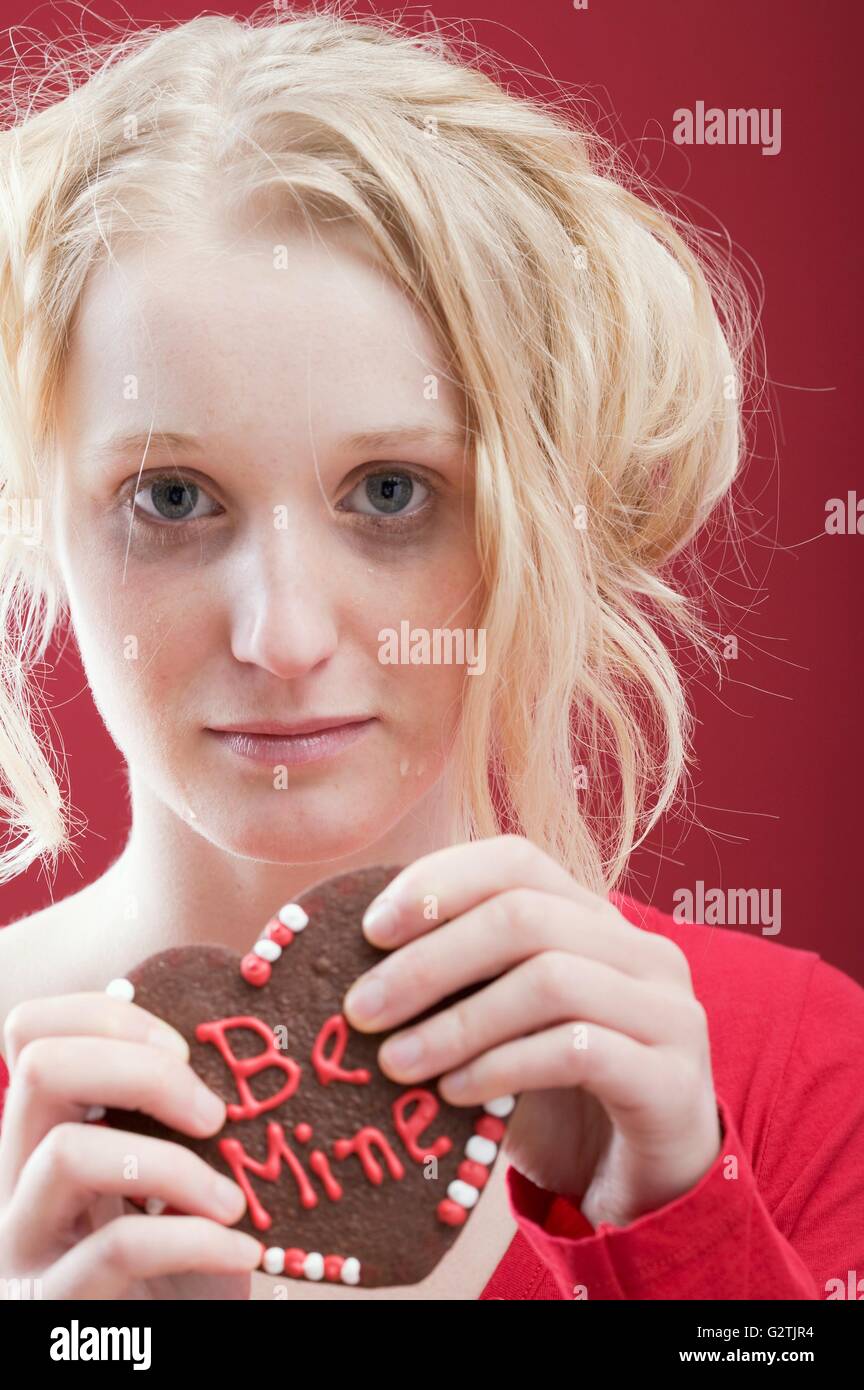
top-left (0, 0), bottom-right (861, 983)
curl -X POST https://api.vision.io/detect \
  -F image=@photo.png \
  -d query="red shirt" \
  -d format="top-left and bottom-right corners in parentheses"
top-left (1, 891), bottom-right (862, 1299)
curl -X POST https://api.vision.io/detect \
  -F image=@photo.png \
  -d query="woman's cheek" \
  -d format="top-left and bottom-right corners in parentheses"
top-left (68, 562), bottom-right (208, 760)
top-left (373, 557), bottom-right (483, 759)
top-left (387, 658), bottom-right (472, 777)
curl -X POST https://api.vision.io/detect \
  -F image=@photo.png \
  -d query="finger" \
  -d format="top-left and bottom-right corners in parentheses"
top-left (345, 888), bottom-right (684, 1032)
top-left (373, 951), bottom-right (703, 1086)
top-left (360, 834), bottom-right (597, 947)
top-left (7, 1123), bottom-right (247, 1267)
top-left (0, 1037), bottom-right (227, 1201)
top-left (434, 1018), bottom-right (660, 1119)
top-left (44, 1215), bottom-right (263, 1300)
top-left (432, 1020), bottom-right (719, 1200)
top-left (3, 994), bottom-right (189, 1071)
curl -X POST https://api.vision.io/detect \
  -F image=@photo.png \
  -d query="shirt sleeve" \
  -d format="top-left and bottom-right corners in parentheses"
top-left (505, 957), bottom-right (864, 1300)
top-left (0, 1051), bottom-right (8, 1130)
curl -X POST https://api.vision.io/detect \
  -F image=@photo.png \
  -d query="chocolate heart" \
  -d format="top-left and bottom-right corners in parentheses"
top-left (101, 865), bottom-right (514, 1288)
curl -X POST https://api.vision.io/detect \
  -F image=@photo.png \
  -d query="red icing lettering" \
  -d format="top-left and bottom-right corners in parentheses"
top-left (218, 1121), bottom-right (320, 1230)
top-left (196, 1015), bottom-right (301, 1121)
top-left (332, 1125), bottom-right (406, 1184)
top-left (311, 1013), bottom-right (372, 1087)
top-left (392, 1088), bottom-right (453, 1163)
top-left (309, 1148), bottom-right (343, 1200)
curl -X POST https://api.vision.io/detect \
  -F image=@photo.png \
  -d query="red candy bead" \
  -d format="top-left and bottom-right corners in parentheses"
top-left (240, 952), bottom-right (271, 987)
top-left (324, 1255), bottom-right (344, 1282)
top-left (475, 1115), bottom-right (506, 1142)
top-left (265, 918), bottom-right (295, 948)
top-left (284, 1247), bottom-right (306, 1277)
top-left (458, 1159), bottom-right (488, 1188)
top-left (437, 1198), bottom-right (468, 1227)
top-left (294, 1122), bottom-right (313, 1142)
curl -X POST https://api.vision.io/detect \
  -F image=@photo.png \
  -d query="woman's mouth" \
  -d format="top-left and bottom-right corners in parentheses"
top-left (205, 717), bottom-right (378, 767)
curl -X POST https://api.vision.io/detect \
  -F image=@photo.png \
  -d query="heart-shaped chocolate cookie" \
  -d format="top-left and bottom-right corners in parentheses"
top-left (101, 865), bottom-right (514, 1288)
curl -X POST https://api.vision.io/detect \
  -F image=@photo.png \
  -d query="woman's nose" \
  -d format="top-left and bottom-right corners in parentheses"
top-left (227, 528), bottom-right (340, 679)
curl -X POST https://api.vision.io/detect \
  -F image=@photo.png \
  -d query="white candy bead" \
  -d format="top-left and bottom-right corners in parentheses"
top-left (253, 938), bottom-right (282, 962)
top-left (447, 1179), bottom-right (479, 1209)
top-left (263, 1247), bottom-right (284, 1275)
top-left (484, 1094), bottom-right (515, 1117)
top-left (303, 1251), bottom-right (325, 1281)
top-left (466, 1134), bottom-right (497, 1165)
top-left (106, 978), bottom-right (135, 1002)
top-left (145, 1197), bottom-right (166, 1216)
top-left (84, 1105), bottom-right (106, 1122)
top-left (340, 1257), bottom-right (361, 1285)
top-left (278, 903), bottom-right (309, 931)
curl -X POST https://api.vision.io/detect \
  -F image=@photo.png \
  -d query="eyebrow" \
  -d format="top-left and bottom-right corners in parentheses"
top-left (342, 425), bottom-right (468, 453)
top-left (81, 424), bottom-right (468, 467)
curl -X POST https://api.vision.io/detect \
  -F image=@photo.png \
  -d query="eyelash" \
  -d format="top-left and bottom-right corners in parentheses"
top-left (124, 467), bottom-right (438, 542)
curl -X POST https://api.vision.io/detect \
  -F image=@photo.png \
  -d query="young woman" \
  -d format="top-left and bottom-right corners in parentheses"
top-left (0, 8), bottom-right (861, 1302)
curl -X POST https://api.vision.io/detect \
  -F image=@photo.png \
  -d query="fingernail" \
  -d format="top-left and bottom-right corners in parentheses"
top-left (194, 1084), bottom-right (226, 1128)
top-left (213, 1176), bottom-right (245, 1220)
top-left (148, 1025), bottom-right (189, 1057)
top-left (382, 1031), bottom-right (423, 1070)
top-left (236, 1234), bottom-right (266, 1266)
top-left (362, 896), bottom-right (398, 942)
top-left (344, 974), bottom-right (387, 1021)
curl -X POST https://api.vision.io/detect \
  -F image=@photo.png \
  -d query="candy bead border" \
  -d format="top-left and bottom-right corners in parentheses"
top-left (104, 898), bottom-right (517, 1287)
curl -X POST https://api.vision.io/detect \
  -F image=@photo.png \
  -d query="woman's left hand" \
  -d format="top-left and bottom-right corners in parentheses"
top-left (342, 835), bottom-right (723, 1230)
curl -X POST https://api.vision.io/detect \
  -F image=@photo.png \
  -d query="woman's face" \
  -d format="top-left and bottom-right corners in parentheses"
top-left (51, 217), bottom-right (483, 863)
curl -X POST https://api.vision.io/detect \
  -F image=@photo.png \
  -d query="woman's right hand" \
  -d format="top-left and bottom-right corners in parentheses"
top-left (0, 993), bottom-right (264, 1299)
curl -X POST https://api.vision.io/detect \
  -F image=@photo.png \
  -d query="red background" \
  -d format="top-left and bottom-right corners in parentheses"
top-left (0, 0), bottom-right (861, 982)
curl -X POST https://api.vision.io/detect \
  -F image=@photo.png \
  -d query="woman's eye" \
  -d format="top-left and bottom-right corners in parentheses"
top-left (131, 474), bottom-right (222, 524)
top-left (125, 467), bottom-right (434, 536)
top-left (341, 471), bottom-right (431, 518)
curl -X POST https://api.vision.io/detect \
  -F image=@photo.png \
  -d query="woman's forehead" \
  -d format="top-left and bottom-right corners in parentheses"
top-left (58, 222), bottom-right (466, 464)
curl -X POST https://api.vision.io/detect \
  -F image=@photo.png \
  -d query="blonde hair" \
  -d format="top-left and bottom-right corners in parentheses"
top-left (0, 3), bottom-right (756, 891)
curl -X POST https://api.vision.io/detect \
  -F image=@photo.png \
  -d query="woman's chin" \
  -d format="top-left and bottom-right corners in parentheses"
top-left (181, 804), bottom-right (405, 867)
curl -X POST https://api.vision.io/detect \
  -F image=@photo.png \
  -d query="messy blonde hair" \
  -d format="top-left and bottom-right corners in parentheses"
top-left (0, 3), bottom-right (755, 891)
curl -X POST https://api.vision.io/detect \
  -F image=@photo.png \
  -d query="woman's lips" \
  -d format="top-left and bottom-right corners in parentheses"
top-left (206, 718), bottom-right (378, 766)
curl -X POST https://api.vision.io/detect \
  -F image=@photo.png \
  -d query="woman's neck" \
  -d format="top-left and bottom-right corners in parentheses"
top-left (91, 768), bottom-right (460, 967)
